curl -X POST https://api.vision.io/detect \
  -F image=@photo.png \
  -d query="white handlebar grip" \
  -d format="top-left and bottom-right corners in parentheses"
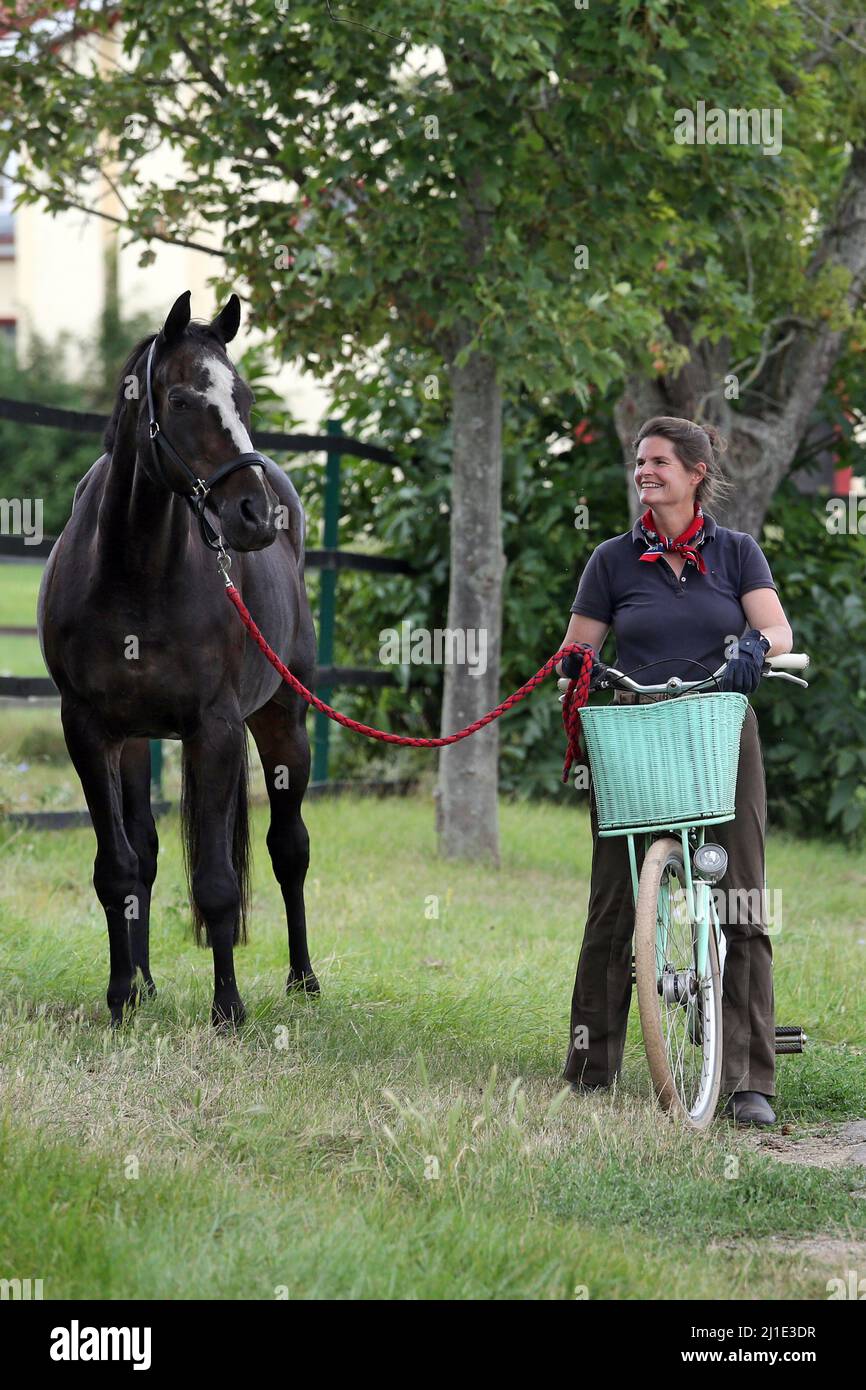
top-left (766, 653), bottom-right (809, 671)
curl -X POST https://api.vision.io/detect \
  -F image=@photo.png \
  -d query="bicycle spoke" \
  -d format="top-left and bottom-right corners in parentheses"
top-left (656, 865), bottom-right (707, 1113)
top-left (639, 842), bottom-right (723, 1128)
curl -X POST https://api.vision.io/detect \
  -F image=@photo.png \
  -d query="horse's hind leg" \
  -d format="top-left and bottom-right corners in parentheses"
top-left (61, 699), bottom-right (139, 1024)
top-left (120, 739), bottom-right (159, 998)
top-left (247, 697), bottom-right (317, 995)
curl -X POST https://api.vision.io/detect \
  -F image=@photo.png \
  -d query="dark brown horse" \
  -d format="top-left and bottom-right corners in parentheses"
top-left (38, 291), bottom-right (318, 1025)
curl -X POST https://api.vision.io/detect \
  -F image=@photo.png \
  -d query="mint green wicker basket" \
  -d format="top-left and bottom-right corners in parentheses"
top-left (578, 692), bottom-right (749, 833)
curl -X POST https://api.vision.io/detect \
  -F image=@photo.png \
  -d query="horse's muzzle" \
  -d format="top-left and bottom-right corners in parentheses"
top-left (218, 483), bottom-right (278, 552)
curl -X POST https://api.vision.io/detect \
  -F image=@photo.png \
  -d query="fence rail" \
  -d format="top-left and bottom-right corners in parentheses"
top-left (0, 395), bottom-right (397, 463)
top-left (3, 782), bottom-right (419, 832)
top-left (0, 665), bottom-right (399, 702)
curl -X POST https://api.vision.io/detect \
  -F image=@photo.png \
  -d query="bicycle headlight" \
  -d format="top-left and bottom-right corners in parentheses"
top-left (693, 843), bottom-right (728, 884)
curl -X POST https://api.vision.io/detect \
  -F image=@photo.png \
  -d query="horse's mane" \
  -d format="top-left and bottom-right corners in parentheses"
top-left (102, 323), bottom-right (225, 455)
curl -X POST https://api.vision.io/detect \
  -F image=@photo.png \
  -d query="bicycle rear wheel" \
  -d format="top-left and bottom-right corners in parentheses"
top-left (634, 837), bottom-right (723, 1129)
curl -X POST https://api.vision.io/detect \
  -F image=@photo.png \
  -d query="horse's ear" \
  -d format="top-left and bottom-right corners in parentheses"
top-left (160, 291), bottom-right (192, 345)
top-left (210, 293), bottom-right (241, 346)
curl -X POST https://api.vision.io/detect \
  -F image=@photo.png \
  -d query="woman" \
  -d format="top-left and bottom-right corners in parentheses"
top-left (558, 416), bottom-right (793, 1127)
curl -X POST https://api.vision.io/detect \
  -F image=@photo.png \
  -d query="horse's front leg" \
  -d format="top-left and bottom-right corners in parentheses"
top-left (182, 715), bottom-right (250, 1027)
top-left (120, 738), bottom-right (159, 998)
top-left (61, 700), bottom-right (139, 1024)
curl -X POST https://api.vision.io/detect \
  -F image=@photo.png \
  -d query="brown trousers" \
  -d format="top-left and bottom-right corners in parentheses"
top-left (563, 703), bottom-right (775, 1096)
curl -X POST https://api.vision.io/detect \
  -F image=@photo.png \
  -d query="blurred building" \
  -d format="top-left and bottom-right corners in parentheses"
top-left (0, 181), bottom-right (331, 430)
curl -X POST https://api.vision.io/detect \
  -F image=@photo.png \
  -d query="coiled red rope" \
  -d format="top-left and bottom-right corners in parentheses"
top-left (225, 583), bottom-right (594, 783)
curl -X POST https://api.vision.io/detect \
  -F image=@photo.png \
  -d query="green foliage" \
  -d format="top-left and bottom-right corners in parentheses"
top-left (0, 336), bottom-right (100, 535)
top-left (307, 353), bottom-right (620, 794)
top-left (305, 356), bottom-right (865, 842)
top-left (757, 482), bottom-right (866, 842)
top-left (0, 305), bottom-right (152, 533)
top-left (1, 0), bottom-right (854, 406)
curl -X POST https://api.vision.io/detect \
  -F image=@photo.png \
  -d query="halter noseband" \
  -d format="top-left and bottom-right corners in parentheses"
top-left (145, 338), bottom-right (271, 553)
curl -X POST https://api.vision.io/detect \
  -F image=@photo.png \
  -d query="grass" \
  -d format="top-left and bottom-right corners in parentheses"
top-left (0, 563), bottom-right (44, 677)
top-left (0, 561), bottom-right (41, 626)
top-left (1, 794), bottom-right (864, 1300)
top-left (0, 634), bottom-right (45, 678)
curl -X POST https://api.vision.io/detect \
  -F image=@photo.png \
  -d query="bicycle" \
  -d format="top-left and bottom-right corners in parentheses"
top-left (559, 651), bottom-right (809, 1130)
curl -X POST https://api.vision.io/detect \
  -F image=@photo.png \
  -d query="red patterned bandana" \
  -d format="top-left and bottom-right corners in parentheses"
top-left (639, 501), bottom-right (708, 575)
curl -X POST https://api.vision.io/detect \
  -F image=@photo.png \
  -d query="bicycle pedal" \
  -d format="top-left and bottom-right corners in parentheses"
top-left (774, 1024), bottom-right (807, 1054)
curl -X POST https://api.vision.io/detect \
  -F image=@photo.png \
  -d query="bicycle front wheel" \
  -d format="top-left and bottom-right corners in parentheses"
top-left (634, 837), bottom-right (723, 1129)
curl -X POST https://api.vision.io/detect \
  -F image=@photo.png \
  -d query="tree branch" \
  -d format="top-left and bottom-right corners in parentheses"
top-left (13, 175), bottom-right (224, 258)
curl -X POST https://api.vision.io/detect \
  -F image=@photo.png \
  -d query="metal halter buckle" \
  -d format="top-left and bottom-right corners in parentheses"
top-left (216, 542), bottom-right (232, 586)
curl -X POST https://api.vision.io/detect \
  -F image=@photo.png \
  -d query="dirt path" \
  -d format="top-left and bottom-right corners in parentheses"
top-left (743, 1118), bottom-right (866, 1174)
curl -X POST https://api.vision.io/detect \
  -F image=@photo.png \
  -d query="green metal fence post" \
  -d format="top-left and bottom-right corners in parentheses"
top-left (313, 419), bottom-right (342, 784)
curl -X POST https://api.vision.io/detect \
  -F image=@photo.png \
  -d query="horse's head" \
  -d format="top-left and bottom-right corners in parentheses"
top-left (129, 291), bottom-right (278, 552)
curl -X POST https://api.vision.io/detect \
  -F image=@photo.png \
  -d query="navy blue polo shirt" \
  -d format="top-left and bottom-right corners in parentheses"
top-left (569, 513), bottom-right (777, 683)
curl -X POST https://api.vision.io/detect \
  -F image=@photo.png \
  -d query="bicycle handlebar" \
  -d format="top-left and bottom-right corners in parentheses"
top-left (765, 653), bottom-right (809, 671)
top-left (557, 651), bottom-right (810, 698)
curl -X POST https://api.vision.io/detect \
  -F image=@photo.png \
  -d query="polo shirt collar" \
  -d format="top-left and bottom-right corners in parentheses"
top-left (631, 510), bottom-right (717, 544)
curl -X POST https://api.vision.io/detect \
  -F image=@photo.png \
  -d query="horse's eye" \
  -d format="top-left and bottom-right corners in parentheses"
top-left (169, 394), bottom-right (191, 410)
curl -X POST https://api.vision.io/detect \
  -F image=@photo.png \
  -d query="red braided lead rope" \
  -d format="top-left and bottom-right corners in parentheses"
top-left (225, 583), bottom-right (593, 783)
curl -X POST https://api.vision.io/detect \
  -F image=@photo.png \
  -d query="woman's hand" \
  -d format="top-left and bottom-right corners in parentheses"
top-left (561, 647), bottom-right (603, 684)
top-left (719, 629), bottom-right (770, 693)
top-left (556, 614), bottom-right (609, 679)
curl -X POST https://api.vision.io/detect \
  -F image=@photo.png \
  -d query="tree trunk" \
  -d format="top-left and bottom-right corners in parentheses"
top-left (435, 336), bottom-right (504, 864)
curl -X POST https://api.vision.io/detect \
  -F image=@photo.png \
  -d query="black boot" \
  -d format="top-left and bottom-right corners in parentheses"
top-left (723, 1091), bottom-right (776, 1127)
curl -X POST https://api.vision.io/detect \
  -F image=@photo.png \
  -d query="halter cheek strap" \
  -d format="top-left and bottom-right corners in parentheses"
top-left (145, 339), bottom-right (271, 552)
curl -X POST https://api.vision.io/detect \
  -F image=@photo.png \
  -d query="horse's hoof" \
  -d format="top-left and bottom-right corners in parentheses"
top-left (286, 969), bottom-right (320, 996)
top-left (211, 996), bottom-right (246, 1029)
top-left (108, 983), bottom-right (138, 1025)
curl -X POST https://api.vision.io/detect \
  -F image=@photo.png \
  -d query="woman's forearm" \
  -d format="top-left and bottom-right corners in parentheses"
top-left (757, 623), bottom-right (793, 658)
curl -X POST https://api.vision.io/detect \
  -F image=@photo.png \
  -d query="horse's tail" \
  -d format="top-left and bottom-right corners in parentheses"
top-left (180, 734), bottom-right (251, 947)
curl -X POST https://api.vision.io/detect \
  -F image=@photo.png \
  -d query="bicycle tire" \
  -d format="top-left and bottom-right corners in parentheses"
top-left (634, 837), bottom-right (723, 1129)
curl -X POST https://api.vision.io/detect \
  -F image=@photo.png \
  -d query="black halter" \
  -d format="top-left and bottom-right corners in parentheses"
top-left (145, 338), bottom-right (271, 552)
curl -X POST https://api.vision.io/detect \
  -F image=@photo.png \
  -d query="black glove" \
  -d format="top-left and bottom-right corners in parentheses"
top-left (561, 647), bottom-right (602, 686)
top-left (719, 629), bottom-right (770, 694)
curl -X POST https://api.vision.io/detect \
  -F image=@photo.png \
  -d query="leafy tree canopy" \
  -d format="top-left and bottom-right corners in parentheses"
top-left (2, 1), bottom-right (862, 407)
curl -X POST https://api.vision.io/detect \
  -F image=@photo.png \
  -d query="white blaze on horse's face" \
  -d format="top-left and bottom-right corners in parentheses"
top-left (201, 354), bottom-right (266, 489)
